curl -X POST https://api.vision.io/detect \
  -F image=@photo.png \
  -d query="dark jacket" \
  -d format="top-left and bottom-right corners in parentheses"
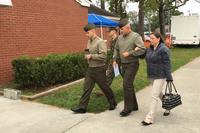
top-left (145, 43), bottom-right (173, 80)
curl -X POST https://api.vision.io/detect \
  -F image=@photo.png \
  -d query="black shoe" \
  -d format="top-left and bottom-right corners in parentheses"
top-left (141, 121), bottom-right (152, 126)
top-left (163, 110), bottom-right (170, 116)
top-left (120, 110), bottom-right (132, 117)
top-left (132, 108), bottom-right (138, 111)
top-left (71, 107), bottom-right (86, 114)
top-left (109, 103), bottom-right (117, 110)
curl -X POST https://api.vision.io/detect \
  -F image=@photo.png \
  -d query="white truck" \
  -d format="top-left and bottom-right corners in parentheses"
top-left (171, 15), bottom-right (200, 45)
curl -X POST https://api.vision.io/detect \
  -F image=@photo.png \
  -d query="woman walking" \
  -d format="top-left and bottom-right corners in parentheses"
top-left (141, 32), bottom-right (173, 126)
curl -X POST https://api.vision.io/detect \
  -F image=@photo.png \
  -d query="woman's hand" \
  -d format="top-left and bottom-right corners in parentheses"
top-left (134, 47), bottom-right (141, 51)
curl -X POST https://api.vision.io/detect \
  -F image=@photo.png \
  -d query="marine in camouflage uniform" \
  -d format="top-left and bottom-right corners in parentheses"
top-left (106, 27), bottom-right (122, 86)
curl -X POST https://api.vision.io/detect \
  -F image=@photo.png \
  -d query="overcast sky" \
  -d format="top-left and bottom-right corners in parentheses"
top-left (179, 0), bottom-right (200, 15)
top-left (91, 0), bottom-right (200, 15)
top-left (127, 0), bottom-right (200, 15)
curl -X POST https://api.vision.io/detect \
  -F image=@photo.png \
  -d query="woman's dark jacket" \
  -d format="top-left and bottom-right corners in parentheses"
top-left (145, 43), bottom-right (173, 80)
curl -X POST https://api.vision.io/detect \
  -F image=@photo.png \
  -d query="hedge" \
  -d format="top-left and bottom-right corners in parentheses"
top-left (12, 53), bottom-right (87, 88)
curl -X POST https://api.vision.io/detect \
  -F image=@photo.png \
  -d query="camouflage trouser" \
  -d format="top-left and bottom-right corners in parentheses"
top-left (106, 51), bottom-right (122, 87)
top-left (106, 63), bottom-right (115, 86)
top-left (106, 62), bottom-right (122, 87)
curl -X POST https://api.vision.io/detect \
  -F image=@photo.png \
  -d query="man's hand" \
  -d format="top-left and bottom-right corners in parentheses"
top-left (113, 61), bottom-right (117, 67)
top-left (122, 52), bottom-right (129, 58)
top-left (85, 54), bottom-right (92, 60)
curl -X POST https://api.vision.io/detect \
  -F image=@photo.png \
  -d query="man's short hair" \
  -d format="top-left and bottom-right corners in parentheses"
top-left (84, 24), bottom-right (95, 32)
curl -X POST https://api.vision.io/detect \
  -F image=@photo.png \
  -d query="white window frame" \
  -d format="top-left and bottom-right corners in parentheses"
top-left (0, 0), bottom-right (12, 6)
top-left (75, 0), bottom-right (90, 7)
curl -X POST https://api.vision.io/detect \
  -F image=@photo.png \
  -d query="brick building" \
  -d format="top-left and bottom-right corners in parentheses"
top-left (0, 0), bottom-right (119, 84)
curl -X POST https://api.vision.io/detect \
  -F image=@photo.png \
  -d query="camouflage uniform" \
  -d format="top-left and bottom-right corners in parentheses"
top-left (106, 37), bottom-right (122, 86)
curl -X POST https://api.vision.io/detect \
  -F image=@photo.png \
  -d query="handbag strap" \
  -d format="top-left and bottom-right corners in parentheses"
top-left (165, 82), bottom-right (172, 94)
top-left (170, 82), bottom-right (178, 94)
top-left (165, 81), bottom-right (179, 94)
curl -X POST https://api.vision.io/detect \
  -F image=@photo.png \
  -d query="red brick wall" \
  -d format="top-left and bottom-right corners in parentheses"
top-left (0, 0), bottom-right (88, 84)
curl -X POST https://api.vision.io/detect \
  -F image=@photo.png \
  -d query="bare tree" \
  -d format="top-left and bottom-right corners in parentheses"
top-left (137, 0), bottom-right (145, 39)
top-left (100, 0), bottom-right (105, 9)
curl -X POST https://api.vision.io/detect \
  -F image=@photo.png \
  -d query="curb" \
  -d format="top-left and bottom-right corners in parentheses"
top-left (1, 78), bottom-right (84, 100)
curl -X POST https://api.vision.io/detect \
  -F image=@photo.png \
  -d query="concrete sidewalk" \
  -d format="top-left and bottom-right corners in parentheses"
top-left (1, 57), bottom-right (200, 133)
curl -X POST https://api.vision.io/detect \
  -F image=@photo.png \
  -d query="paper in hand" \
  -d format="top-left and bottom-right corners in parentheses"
top-left (113, 64), bottom-right (120, 77)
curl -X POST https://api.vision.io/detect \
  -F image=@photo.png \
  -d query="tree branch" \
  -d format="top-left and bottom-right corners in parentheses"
top-left (164, 0), bottom-right (189, 11)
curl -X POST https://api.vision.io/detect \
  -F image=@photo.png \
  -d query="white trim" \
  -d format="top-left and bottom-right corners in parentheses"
top-left (75, 0), bottom-right (91, 7)
top-left (103, 16), bottom-right (120, 21)
top-left (0, 0), bottom-right (12, 6)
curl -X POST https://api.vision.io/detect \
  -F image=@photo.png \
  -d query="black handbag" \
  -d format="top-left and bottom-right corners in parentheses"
top-left (162, 81), bottom-right (182, 110)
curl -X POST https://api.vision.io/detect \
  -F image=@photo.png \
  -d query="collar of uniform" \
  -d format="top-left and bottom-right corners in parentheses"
top-left (90, 36), bottom-right (98, 42)
top-left (123, 31), bottom-right (132, 38)
top-left (112, 36), bottom-right (118, 41)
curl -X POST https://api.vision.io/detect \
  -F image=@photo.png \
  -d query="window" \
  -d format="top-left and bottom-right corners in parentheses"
top-left (0, 0), bottom-right (12, 6)
top-left (75, 0), bottom-right (90, 7)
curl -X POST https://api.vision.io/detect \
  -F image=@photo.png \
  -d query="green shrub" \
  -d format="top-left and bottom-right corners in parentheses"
top-left (12, 53), bottom-right (87, 89)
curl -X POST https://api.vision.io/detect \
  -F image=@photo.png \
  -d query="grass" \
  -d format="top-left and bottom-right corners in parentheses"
top-left (36, 46), bottom-right (200, 113)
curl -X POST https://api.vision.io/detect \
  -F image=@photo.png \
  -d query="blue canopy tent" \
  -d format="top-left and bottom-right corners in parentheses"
top-left (88, 13), bottom-right (119, 39)
top-left (88, 13), bottom-right (119, 27)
